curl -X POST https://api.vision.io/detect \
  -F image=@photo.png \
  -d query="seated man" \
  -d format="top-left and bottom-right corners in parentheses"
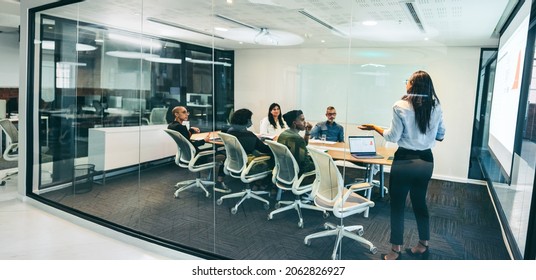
top-left (278, 110), bottom-right (315, 175)
top-left (167, 106), bottom-right (209, 150)
top-left (168, 106), bottom-right (229, 192)
top-left (310, 106), bottom-right (344, 142)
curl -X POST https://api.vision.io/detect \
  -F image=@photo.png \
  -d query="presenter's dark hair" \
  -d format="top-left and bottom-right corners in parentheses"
top-left (404, 70), bottom-right (440, 134)
top-left (283, 110), bottom-right (303, 128)
top-left (230, 108), bottom-right (253, 125)
top-left (268, 103), bottom-right (285, 129)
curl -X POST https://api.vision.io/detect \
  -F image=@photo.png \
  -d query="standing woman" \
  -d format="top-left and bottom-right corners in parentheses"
top-left (359, 70), bottom-right (445, 260)
top-left (259, 103), bottom-right (287, 136)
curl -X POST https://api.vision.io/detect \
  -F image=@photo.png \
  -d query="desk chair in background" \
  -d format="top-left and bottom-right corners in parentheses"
top-left (216, 132), bottom-right (271, 214)
top-left (265, 140), bottom-right (328, 228)
top-left (0, 119), bottom-right (18, 186)
top-left (164, 129), bottom-right (215, 198)
top-left (149, 107), bottom-right (168, 125)
top-left (304, 146), bottom-right (377, 260)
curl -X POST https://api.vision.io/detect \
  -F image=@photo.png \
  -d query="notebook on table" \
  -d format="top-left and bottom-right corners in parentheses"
top-left (348, 135), bottom-right (384, 159)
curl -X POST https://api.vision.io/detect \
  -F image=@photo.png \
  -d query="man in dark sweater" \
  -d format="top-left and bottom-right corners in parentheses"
top-left (167, 106), bottom-right (229, 193)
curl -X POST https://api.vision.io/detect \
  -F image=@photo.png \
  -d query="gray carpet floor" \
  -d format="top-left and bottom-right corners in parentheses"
top-left (42, 162), bottom-right (510, 260)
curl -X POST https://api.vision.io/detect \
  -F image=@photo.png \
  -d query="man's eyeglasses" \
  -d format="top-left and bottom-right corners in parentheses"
top-left (327, 113), bottom-right (337, 116)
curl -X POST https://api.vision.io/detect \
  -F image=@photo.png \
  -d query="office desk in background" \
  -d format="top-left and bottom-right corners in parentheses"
top-left (88, 124), bottom-right (175, 172)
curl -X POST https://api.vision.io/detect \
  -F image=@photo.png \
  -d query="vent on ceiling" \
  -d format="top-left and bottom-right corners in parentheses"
top-left (403, 1), bottom-right (426, 33)
top-left (297, 9), bottom-right (346, 37)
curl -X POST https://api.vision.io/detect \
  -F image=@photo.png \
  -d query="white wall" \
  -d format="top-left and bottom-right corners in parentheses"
top-left (235, 47), bottom-right (481, 182)
top-left (0, 32), bottom-right (19, 87)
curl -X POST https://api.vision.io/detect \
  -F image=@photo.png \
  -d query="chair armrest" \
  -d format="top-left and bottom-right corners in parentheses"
top-left (293, 170), bottom-right (316, 194)
top-left (250, 155), bottom-right (271, 163)
top-left (191, 149), bottom-right (215, 164)
top-left (197, 150), bottom-right (216, 157)
top-left (348, 182), bottom-right (373, 192)
top-left (3, 143), bottom-right (19, 161)
top-left (340, 182), bottom-right (372, 204)
top-left (242, 155), bottom-right (272, 179)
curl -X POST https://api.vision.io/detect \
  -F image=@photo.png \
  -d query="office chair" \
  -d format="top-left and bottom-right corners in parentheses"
top-left (265, 140), bottom-right (328, 227)
top-left (304, 146), bottom-right (377, 260)
top-left (164, 129), bottom-right (215, 198)
top-left (92, 100), bottom-right (106, 116)
top-left (0, 119), bottom-right (18, 185)
top-left (216, 132), bottom-right (271, 214)
top-left (149, 107), bottom-right (169, 125)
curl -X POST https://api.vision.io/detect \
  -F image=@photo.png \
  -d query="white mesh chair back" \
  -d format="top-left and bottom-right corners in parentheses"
top-left (164, 129), bottom-right (195, 168)
top-left (308, 146), bottom-right (374, 218)
top-left (150, 107), bottom-right (169, 124)
top-left (218, 132), bottom-right (248, 175)
top-left (265, 140), bottom-right (298, 187)
top-left (307, 146), bottom-right (343, 206)
top-left (0, 119), bottom-right (19, 161)
top-left (0, 119), bottom-right (18, 144)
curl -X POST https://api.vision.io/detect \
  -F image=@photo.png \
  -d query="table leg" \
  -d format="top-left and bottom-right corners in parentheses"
top-left (380, 165), bottom-right (385, 198)
top-left (364, 163), bottom-right (374, 218)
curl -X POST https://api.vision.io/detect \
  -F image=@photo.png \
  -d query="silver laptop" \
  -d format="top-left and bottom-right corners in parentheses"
top-left (348, 135), bottom-right (384, 159)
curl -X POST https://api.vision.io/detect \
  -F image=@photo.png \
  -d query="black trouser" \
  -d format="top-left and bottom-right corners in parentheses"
top-left (389, 147), bottom-right (434, 245)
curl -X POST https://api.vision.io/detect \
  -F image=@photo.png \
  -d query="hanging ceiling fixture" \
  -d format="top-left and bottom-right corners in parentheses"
top-left (214, 14), bottom-right (303, 46)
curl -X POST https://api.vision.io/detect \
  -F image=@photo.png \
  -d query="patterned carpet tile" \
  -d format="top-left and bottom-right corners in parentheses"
top-left (40, 162), bottom-right (510, 260)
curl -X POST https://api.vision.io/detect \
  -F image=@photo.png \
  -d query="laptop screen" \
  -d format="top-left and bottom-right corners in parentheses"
top-left (348, 135), bottom-right (376, 155)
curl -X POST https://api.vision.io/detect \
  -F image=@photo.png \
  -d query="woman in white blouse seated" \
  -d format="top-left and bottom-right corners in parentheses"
top-left (259, 103), bottom-right (287, 136)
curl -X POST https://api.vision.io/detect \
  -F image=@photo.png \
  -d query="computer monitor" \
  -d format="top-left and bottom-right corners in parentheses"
top-left (108, 96), bottom-right (122, 108)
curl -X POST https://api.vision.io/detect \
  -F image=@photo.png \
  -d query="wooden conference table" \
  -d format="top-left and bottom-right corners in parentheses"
top-left (192, 131), bottom-right (396, 217)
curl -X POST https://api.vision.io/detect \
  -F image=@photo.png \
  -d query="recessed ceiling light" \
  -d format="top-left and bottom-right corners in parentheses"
top-left (145, 57), bottom-right (182, 64)
top-left (321, 40), bottom-right (325, 43)
top-left (424, 37), bottom-right (429, 41)
top-left (215, 27), bottom-right (228, 32)
top-left (57, 61), bottom-right (87, 67)
top-left (76, 43), bottom-right (97, 51)
top-left (362, 21), bottom-right (377, 26)
top-left (106, 51), bottom-right (159, 59)
top-left (227, 0), bottom-right (233, 3)
top-left (109, 33), bottom-right (161, 49)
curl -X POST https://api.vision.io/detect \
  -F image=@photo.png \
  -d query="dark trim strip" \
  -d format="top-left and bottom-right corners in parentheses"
top-left (479, 160), bottom-right (522, 259)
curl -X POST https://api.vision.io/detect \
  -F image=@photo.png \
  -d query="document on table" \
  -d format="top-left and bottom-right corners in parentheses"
top-left (308, 139), bottom-right (336, 145)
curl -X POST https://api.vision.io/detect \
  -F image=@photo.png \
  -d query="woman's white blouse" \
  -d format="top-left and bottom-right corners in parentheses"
top-left (383, 99), bottom-right (446, 150)
top-left (259, 117), bottom-right (287, 136)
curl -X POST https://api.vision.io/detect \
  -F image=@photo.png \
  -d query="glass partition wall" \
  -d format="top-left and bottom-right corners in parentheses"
top-left (27, 0), bottom-right (478, 260)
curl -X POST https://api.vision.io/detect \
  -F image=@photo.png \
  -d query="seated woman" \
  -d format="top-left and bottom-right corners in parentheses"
top-left (227, 108), bottom-right (274, 189)
top-left (259, 103), bottom-right (287, 137)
